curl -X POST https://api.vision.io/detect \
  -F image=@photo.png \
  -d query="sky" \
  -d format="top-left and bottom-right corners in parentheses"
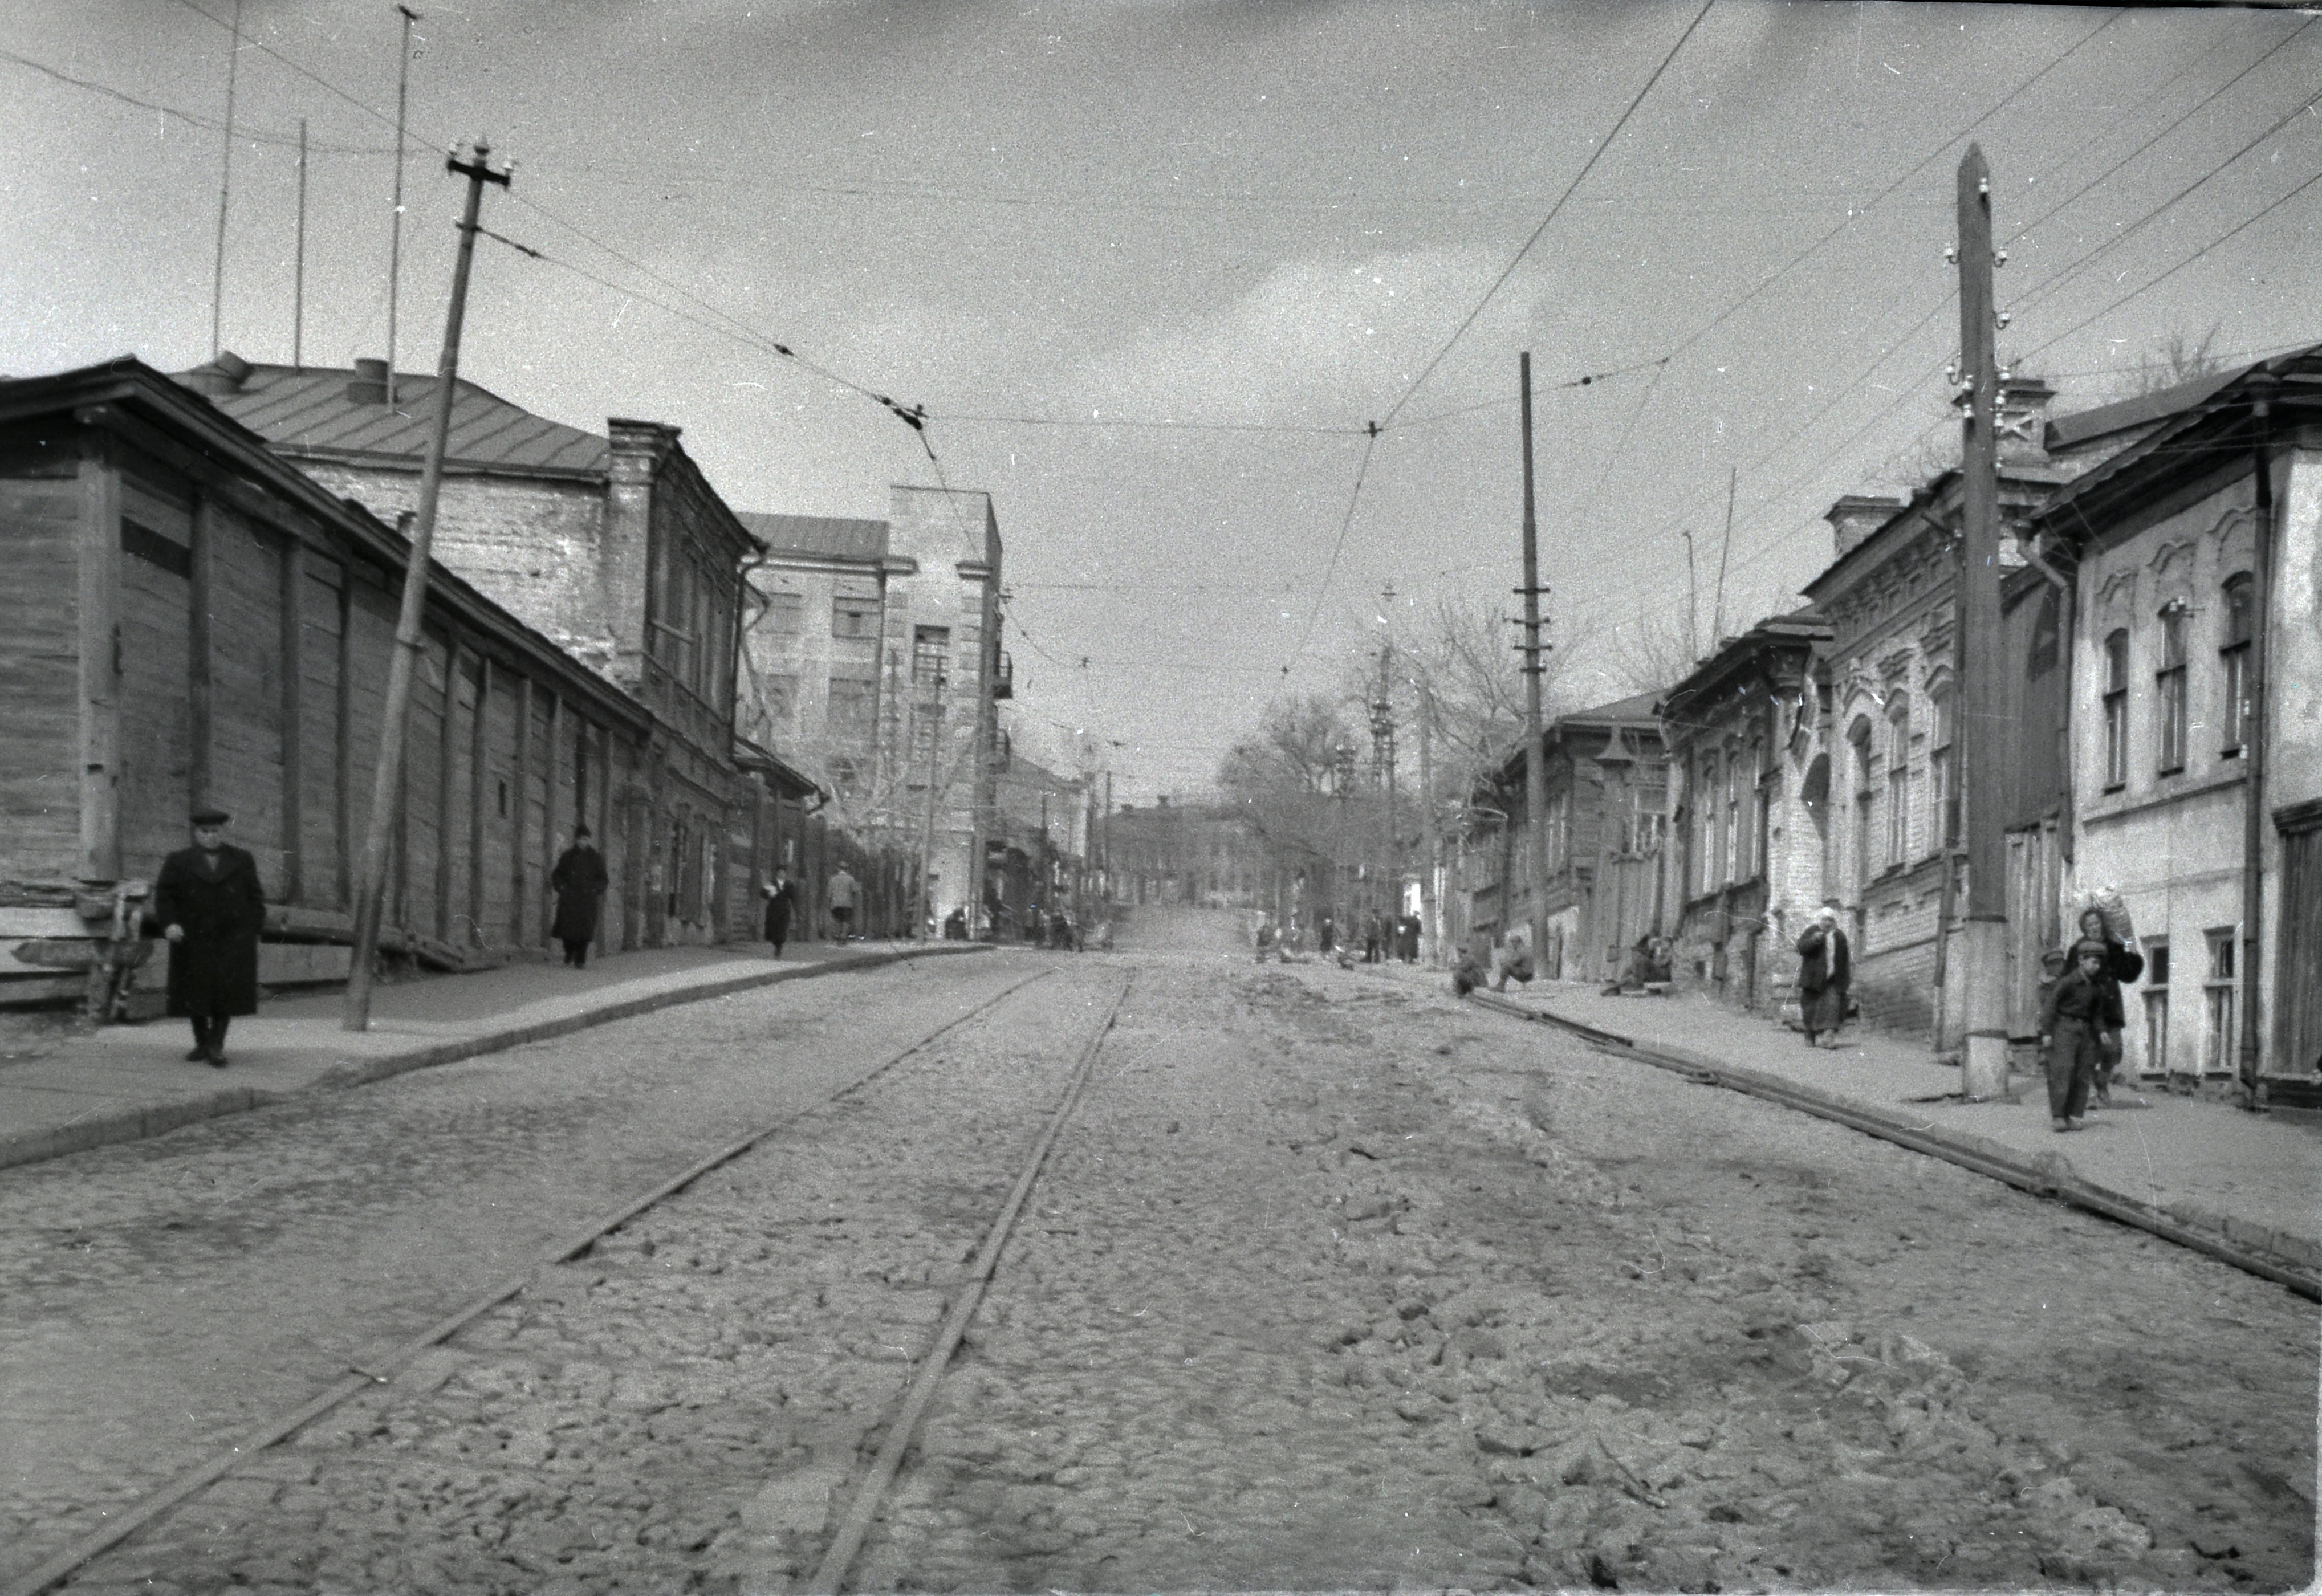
top-left (7, 1), bottom-right (2322, 803)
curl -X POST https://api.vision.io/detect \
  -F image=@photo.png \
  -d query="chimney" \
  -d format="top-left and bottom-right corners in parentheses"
top-left (345, 357), bottom-right (390, 405)
top-left (1996, 375), bottom-right (2058, 469)
top-left (1824, 494), bottom-right (1905, 560)
top-left (181, 349), bottom-right (254, 397)
top-left (600, 419), bottom-right (684, 690)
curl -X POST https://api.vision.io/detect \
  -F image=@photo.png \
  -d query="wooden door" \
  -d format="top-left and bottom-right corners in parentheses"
top-left (2276, 824), bottom-right (2322, 1077)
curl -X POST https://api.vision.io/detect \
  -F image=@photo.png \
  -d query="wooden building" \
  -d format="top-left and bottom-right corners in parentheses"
top-left (1462, 690), bottom-right (1668, 983)
top-left (0, 357), bottom-right (812, 1006)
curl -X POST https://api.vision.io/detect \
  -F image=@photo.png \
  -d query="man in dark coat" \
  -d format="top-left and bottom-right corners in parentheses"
top-left (550, 826), bottom-right (609, 967)
top-left (2072, 907), bottom-right (2145, 1105)
top-left (1795, 902), bottom-right (1852, 1048)
top-left (153, 807), bottom-right (266, 1066)
top-left (761, 866), bottom-right (797, 958)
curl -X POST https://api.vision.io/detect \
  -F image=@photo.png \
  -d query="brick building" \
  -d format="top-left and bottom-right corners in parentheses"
top-left (1656, 609), bottom-right (1834, 1013)
top-left (739, 488), bottom-right (1008, 933)
top-left (177, 352), bottom-right (794, 951)
top-left (1800, 380), bottom-right (2070, 1045)
top-left (0, 358), bottom-right (687, 1003)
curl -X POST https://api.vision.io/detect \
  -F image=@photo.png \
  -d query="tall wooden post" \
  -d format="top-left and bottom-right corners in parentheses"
top-left (1418, 673), bottom-right (1440, 965)
top-left (1955, 145), bottom-right (2010, 1101)
top-left (1518, 352), bottom-right (1550, 967)
top-left (344, 141), bottom-right (510, 1029)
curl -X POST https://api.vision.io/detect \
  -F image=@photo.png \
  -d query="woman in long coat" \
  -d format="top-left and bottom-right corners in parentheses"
top-left (153, 807), bottom-right (266, 1066)
top-left (1795, 905), bottom-right (1852, 1048)
top-left (762, 868), bottom-right (796, 958)
top-left (550, 827), bottom-right (609, 968)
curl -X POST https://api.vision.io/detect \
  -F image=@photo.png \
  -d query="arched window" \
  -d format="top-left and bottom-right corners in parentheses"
top-left (1848, 715), bottom-right (1877, 891)
top-left (2221, 573), bottom-right (2255, 757)
top-left (2157, 601), bottom-right (2190, 774)
top-left (1887, 696), bottom-right (1912, 867)
top-left (2102, 630), bottom-right (2130, 790)
top-left (1929, 685), bottom-right (1957, 849)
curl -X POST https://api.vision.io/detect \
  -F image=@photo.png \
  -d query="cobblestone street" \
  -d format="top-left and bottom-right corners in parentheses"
top-left (14, 917), bottom-right (2317, 1594)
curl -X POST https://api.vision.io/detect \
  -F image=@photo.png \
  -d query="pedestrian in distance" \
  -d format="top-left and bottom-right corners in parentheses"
top-left (944, 905), bottom-right (970, 941)
top-left (1795, 902), bottom-right (1852, 1048)
top-left (1317, 914), bottom-right (1335, 956)
top-left (1494, 934), bottom-right (1535, 994)
top-left (152, 807), bottom-right (265, 1067)
top-left (1453, 942), bottom-right (1487, 997)
top-left (2071, 906), bottom-right (2144, 1105)
top-left (2040, 942), bottom-right (2111, 1132)
top-left (1364, 911), bottom-right (1385, 964)
top-left (828, 864), bottom-right (859, 940)
top-left (550, 826), bottom-right (608, 968)
top-left (761, 866), bottom-right (797, 958)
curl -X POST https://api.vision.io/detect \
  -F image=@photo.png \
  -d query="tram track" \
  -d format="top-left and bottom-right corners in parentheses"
top-left (10, 964), bottom-right (1097, 1596)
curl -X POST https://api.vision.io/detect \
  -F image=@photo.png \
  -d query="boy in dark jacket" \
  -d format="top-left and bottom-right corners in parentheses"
top-left (2039, 943), bottom-right (2109, 1131)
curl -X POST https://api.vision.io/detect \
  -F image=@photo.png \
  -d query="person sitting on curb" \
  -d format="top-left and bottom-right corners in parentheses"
top-left (1494, 936), bottom-right (1535, 994)
top-left (1453, 943), bottom-right (1487, 997)
top-left (2039, 941), bottom-right (2109, 1133)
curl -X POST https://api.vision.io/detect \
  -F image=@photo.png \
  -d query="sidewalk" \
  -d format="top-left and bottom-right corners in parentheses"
top-left (1355, 958), bottom-right (2321, 1292)
top-left (0, 940), bottom-right (987, 1174)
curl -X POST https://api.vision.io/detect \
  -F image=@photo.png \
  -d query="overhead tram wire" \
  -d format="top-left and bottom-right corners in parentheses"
top-left (0, 48), bottom-right (398, 152)
top-left (1279, 425), bottom-right (1382, 683)
top-left (1376, 0), bottom-right (1715, 431)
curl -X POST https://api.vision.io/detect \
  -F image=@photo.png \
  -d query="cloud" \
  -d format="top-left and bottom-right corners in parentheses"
top-left (1073, 247), bottom-right (1537, 425)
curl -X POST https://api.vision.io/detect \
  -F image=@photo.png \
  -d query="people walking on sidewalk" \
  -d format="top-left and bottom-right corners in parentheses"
top-left (761, 866), bottom-right (797, 958)
top-left (2040, 942), bottom-right (2111, 1131)
top-left (2071, 905), bottom-right (2144, 1106)
top-left (828, 864), bottom-right (859, 940)
top-left (550, 827), bottom-right (608, 968)
top-left (153, 807), bottom-right (265, 1067)
top-left (1795, 902), bottom-right (1852, 1048)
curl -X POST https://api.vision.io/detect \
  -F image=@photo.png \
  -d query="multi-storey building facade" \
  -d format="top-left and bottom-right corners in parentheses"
top-left (2034, 353), bottom-right (2322, 1094)
top-left (1657, 609), bottom-right (1833, 1012)
top-left (740, 488), bottom-right (1007, 931)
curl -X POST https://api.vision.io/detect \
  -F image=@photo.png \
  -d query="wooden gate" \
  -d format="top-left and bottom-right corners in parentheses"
top-left (2004, 819), bottom-right (2064, 1040)
top-left (2276, 817), bottom-right (2322, 1077)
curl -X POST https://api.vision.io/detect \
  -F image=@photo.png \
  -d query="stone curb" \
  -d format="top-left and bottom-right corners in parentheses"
top-left (0, 944), bottom-right (991, 1176)
top-left (1467, 989), bottom-right (2322, 1301)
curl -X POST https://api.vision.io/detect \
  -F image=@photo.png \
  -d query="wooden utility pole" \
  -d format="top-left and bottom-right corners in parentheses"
top-left (1517, 352), bottom-right (1550, 967)
top-left (385, 4), bottom-right (421, 410)
top-left (210, 0), bottom-right (245, 360)
top-left (293, 118), bottom-right (308, 367)
top-left (344, 140), bottom-right (511, 1031)
top-left (1954, 144), bottom-right (2010, 1101)
top-left (1417, 672), bottom-right (1441, 965)
top-left (1711, 465), bottom-right (1737, 646)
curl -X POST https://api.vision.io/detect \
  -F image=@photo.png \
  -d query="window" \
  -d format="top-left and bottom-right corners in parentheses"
top-left (2203, 928), bottom-right (2237, 1075)
top-left (763, 591), bottom-right (804, 635)
top-left (828, 673), bottom-right (877, 733)
top-left (2157, 602), bottom-right (2189, 775)
top-left (761, 674), bottom-right (797, 733)
top-left (2142, 940), bottom-right (2170, 1078)
top-left (1929, 688), bottom-right (1956, 849)
top-left (2221, 573), bottom-right (2255, 757)
top-left (1701, 753), bottom-right (1723, 889)
top-left (832, 595), bottom-right (879, 638)
top-left (1850, 718), bottom-right (1876, 893)
top-left (1746, 738), bottom-right (1768, 882)
top-left (913, 625), bottom-right (950, 688)
top-left (1723, 746), bottom-right (1743, 881)
top-left (2102, 630), bottom-right (2130, 790)
top-left (1636, 762), bottom-right (1667, 859)
top-left (1886, 698), bottom-right (1912, 868)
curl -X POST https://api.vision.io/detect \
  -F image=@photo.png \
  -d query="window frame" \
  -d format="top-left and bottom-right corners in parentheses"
top-left (1886, 695), bottom-right (1912, 869)
top-left (2101, 629), bottom-right (2130, 791)
top-left (2203, 927), bottom-right (2237, 1076)
top-left (2157, 601), bottom-right (2190, 775)
top-left (2220, 572), bottom-right (2255, 758)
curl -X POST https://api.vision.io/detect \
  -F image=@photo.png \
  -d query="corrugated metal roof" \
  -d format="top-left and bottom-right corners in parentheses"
top-left (738, 512), bottom-right (890, 561)
top-left (178, 360), bottom-right (611, 477)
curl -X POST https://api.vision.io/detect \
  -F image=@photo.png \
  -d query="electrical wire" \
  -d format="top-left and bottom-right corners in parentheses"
top-left (1280, 427), bottom-right (1382, 681)
top-left (1377, 0), bottom-right (1715, 429)
top-left (1, 46), bottom-right (397, 152)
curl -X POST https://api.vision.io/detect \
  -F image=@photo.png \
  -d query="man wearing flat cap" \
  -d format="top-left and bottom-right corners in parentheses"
top-left (152, 807), bottom-right (266, 1066)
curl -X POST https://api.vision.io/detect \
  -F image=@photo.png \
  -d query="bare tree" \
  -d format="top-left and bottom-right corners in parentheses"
top-left (1600, 602), bottom-right (1699, 698)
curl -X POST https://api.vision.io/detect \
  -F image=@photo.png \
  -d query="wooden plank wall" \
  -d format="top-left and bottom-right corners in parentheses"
top-left (21, 443), bottom-right (671, 965)
top-left (0, 456), bottom-right (85, 889)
